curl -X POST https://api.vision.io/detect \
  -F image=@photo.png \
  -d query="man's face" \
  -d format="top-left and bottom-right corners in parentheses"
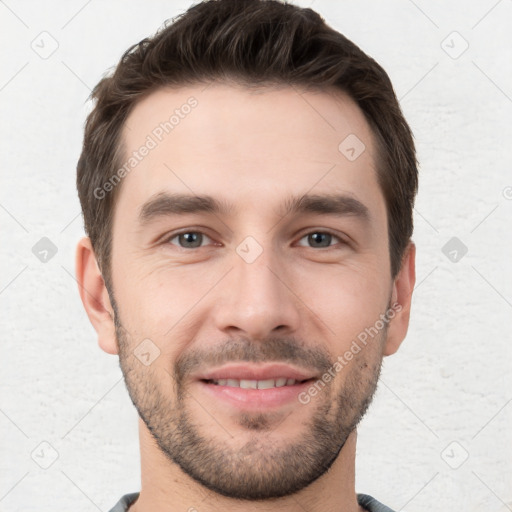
top-left (109, 83), bottom-right (395, 499)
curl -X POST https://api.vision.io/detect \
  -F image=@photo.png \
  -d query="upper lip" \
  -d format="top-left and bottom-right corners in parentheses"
top-left (196, 363), bottom-right (317, 382)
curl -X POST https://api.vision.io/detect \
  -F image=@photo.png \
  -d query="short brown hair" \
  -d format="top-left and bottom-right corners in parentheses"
top-left (77, 0), bottom-right (418, 292)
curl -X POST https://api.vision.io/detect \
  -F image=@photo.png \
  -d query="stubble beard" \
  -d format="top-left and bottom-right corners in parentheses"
top-left (114, 310), bottom-right (385, 500)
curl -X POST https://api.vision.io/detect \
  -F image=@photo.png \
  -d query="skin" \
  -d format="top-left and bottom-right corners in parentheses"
top-left (76, 83), bottom-right (415, 512)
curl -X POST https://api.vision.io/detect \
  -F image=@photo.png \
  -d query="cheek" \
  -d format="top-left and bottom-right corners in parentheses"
top-left (114, 260), bottom-right (218, 345)
top-left (296, 260), bottom-right (390, 347)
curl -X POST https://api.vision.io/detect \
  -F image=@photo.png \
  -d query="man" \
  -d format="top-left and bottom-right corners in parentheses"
top-left (75, 0), bottom-right (417, 510)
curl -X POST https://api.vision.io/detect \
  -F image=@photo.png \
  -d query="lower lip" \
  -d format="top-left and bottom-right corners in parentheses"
top-left (197, 380), bottom-right (313, 409)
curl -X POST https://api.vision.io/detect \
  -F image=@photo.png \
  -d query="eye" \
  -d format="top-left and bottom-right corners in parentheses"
top-left (296, 231), bottom-right (344, 249)
top-left (165, 231), bottom-right (214, 249)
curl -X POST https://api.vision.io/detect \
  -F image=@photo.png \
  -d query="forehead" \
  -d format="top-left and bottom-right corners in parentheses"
top-left (115, 82), bottom-right (385, 225)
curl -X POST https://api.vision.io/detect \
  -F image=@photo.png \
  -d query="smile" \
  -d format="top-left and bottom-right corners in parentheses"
top-left (204, 378), bottom-right (309, 389)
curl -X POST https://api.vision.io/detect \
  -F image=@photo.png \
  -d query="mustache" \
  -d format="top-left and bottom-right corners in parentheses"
top-left (174, 336), bottom-right (333, 384)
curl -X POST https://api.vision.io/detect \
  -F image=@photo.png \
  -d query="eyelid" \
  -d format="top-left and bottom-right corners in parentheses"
top-left (161, 228), bottom-right (218, 247)
top-left (295, 229), bottom-right (347, 248)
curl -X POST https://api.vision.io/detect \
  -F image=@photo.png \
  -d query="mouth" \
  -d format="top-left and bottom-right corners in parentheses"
top-left (196, 362), bottom-right (317, 383)
top-left (201, 377), bottom-right (313, 389)
top-left (194, 363), bottom-right (318, 409)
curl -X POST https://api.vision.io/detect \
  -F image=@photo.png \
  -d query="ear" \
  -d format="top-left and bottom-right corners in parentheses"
top-left (75, 236), bottom-right (119, 355)
top-left (383, 241), bottom-right (416, 356)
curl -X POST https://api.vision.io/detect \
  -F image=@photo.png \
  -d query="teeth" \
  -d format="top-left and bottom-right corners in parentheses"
top-left (257, 379), bottom-right (276, 390)
top-left (210, 378), bottom-right (301, 388)
top-left (240, 379), bottom-right (258, 389)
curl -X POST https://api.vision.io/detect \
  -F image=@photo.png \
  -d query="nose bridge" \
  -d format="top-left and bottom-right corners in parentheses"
top-left (214, 237), bottom-right (301, 338)
top-left (236, 243), bottom-right (281, 304)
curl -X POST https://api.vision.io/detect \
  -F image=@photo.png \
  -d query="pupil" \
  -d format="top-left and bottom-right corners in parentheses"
top-left (181, 232), bottom-right (201, 247)
top-left (309, 233), bottom-right (330, 247)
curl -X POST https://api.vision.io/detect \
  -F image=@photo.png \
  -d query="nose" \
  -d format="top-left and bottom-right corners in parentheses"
top-left (212, 244), bottom-right (302, 341)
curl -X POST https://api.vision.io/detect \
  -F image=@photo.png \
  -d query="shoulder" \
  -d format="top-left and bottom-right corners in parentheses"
top-left (357, 493), bottom-right (396, 512)
top-left (107, 492), bottom-right (140, 512)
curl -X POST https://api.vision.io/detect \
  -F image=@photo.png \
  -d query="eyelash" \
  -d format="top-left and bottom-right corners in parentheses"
top-left (162, 229), bottom-right (347, 250)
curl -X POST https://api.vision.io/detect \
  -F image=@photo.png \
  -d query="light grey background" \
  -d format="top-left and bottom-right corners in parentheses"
top-left (1, 1), bottom-right (511, 511)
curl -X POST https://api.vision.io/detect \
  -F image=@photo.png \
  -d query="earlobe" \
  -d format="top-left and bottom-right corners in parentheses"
top-left (383, 242), bottom-right (416, 356)
top-left (75, 237), bottom-right (119, 355)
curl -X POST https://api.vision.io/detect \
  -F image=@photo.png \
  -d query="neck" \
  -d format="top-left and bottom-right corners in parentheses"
top-left (129, 418), bottom-right (364, 512)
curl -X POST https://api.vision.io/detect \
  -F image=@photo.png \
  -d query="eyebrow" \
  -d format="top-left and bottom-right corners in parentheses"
top-left (138, 191), bottom-right (370, 225)
top-left (138, 192), bottom-right (234, 224)
top-left (282, 193), bottom-right (370, 222)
